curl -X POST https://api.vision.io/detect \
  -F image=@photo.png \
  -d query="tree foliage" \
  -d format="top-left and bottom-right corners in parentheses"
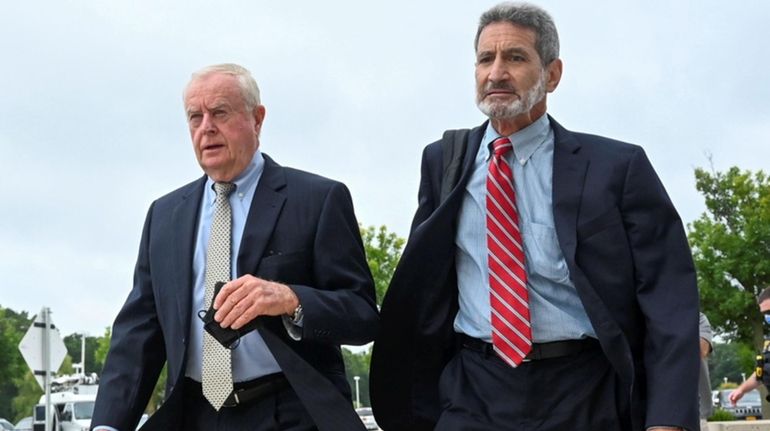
top-left (0, 307), bottom-right (118, 421)
top-left (360, 225), bottom-right (405, 305)
top-left (342, 347), bottom-right (372, 408)
top-left (63, 333), bottom-right (100, 374)
top-left (94, 326), bottom-right (112, 372)
top-left (708, 342), bottom-right (755, 389)
top-left (0, 307), bottom-right (31, 420)
top-left (688, 167), bottom-right (770, 349)
top-left (11, 371), bottom-right (41, 422)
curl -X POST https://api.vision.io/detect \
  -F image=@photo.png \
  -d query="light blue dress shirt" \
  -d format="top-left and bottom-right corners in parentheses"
top-left (454, 114), bottom-right (596, 343)
top-left (95, 153), bottom-right (283, 431)
top-left (185, 150), bottom-right (283, 382)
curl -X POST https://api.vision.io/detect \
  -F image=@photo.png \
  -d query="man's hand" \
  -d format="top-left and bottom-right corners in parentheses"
top-left (213, 275), bottom-right (299, 329)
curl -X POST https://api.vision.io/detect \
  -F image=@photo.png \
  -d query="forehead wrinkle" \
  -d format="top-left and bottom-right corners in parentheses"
top-left (186, 97), bottom-right (233, 113)
top-left (478, 46), bottom-right (530, 57)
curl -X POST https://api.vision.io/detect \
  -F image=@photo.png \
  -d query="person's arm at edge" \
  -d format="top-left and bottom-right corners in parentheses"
top-left (730, 374), bottom-right (762, 405)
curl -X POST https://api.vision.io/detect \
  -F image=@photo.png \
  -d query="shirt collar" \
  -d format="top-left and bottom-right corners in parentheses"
top-left (204, 150), bottom-right (265, 204)
top-left (481, 114), bottom-right (551, 165)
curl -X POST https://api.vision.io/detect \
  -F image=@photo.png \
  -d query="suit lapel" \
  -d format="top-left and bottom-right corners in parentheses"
top-left (549, 117), bottom-right (634, 387)
top-left (550, 117), bottom-right (588, 263)
top-left (236, 154), bottom-right (287, 276)
top-left (171, 177), bottom-right (206, 342)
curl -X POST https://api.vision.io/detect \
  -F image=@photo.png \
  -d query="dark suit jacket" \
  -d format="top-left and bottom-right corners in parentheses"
top-left (92, 154), bottom-right (378, 430)
top-left (370, 117), bottom-right (700, 431)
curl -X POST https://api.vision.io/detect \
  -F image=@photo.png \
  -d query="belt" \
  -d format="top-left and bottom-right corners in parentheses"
top-left (460, 334), bottom-right (599, 362)
top-left (186, 373), bottom-right (290, 408)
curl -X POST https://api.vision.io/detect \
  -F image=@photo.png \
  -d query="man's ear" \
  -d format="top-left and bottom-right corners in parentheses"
top-left (546, 59), bottom-right (562, 93)
top-left (253, 105), bottom-right (266, 134)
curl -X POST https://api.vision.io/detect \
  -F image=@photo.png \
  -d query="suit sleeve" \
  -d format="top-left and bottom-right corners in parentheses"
top-left (620, 147), bottom-right (700, 429)
top-left (92, 202), bottom-right (166, 430)
top-left (288, 182), bottom-right (379, 345)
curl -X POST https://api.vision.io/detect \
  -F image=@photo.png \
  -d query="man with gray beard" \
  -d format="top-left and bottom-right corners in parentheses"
top-left (370, 2), bottom-right (699, 431)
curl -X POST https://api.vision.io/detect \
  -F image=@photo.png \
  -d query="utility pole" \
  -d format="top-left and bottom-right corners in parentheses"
top-left (353, 375), bottom-right (361, 409)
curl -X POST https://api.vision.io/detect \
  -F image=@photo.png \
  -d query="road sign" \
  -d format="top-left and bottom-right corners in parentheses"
top-left (18, 308), bottom-right (68, 390)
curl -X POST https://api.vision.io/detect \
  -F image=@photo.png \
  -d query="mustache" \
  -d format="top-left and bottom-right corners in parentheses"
top-left (483, 83), bottom-right (518, 94)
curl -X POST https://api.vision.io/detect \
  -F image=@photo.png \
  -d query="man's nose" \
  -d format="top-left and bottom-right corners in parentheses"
top-left (201, 113), bottom-right (217, 134)
top-left (488, 57), bottom-right (509, 82)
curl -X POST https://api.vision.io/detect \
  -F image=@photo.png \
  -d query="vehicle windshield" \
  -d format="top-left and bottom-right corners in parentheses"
top-left (34, 405), bottom-right (46, 421)
top-left (73, 401), bottom-right (95, 420)
top-left (737, 390), bottom-right (761, 406)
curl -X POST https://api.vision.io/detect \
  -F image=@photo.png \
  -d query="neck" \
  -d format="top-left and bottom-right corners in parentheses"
top-left (490, 102), bottom-right (547, 137)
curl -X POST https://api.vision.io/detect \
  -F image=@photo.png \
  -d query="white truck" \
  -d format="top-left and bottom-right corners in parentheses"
top-left (32, 375), bottom-right (97, 431)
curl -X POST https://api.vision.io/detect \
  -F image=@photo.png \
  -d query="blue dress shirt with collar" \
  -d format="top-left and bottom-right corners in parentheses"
top-left (454, 114), bottom-right (596, 343)
top-left (185, 150), bottom-right (284, 383)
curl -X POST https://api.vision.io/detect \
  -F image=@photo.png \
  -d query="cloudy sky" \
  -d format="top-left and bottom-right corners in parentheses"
top-left (1, 0), bottom-right (768, 337)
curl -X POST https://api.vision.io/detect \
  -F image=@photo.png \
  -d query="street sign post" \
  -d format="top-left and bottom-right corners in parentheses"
top-left (19, 307), bottom-right (67, 431)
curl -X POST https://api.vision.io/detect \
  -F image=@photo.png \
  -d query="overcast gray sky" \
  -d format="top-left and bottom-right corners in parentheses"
top-left (2, 0), bottom-right (769, 337)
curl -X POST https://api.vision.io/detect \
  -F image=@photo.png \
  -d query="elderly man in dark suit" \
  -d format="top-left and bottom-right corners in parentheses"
top-left (92, 63), bottom-right (377, 431)
top-left (370, 3), bottom-right (699, 431)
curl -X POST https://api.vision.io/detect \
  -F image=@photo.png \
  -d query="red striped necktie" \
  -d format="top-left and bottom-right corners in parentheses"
top-left (486, 137), bottom-right (532, 367)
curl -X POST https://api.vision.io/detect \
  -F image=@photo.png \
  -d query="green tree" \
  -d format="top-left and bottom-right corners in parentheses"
top-left (360, 225), bottom-right (405, 305)
top-left (11, 371), bottom-right (41, 422)
top-left (688, 167), bottom-right (770, 349)
top-left (58, 354), bottom-right (74, 375)
top-left (63, 333), bottom-right (100, 373)
top-left (708, 342), bottom-right (755, 389)
top-left (0, 307), bottom-right (32, 420)
top-left (94, 326), bottom-right (112, 372)
top-left (342, 347), bottom-right (372, 408)
top-left (338, 225), bottom-right (403, 409)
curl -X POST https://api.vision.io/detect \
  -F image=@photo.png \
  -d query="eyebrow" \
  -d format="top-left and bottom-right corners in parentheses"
top-left (477, 47), bottom-right (530, 58)
top-left (185, 103), bottom-right (230, 116)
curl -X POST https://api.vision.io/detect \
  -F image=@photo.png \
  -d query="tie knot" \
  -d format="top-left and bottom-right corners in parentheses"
top-left (213, 182), bottom-right (236, 197)
top-left (492, 137), bottom-right (512, 158)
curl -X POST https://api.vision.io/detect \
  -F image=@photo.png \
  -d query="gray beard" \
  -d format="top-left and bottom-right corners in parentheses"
top-left (477, 72), bottom-right (547, 120)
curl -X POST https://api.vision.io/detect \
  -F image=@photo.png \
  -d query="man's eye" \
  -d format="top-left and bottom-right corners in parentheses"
top-left (477, 56), bottom-right (492, 64)
top-left (213, 110), bottom-right (227, 118)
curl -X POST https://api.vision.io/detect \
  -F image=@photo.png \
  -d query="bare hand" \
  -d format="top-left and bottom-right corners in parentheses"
top-left (729, 388), bottom-right (744, 406)
top-left (213, 275), bottom-right (299, 329)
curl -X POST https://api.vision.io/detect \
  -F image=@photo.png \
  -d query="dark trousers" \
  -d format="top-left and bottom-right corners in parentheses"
top-left (181, 379), bottom-right (318, 431)
top-left (435, 341), bottom-right (631, 431)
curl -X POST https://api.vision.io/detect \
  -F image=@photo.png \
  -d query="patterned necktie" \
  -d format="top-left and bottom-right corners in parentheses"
top-left (202, 181), bottom-right (236, 410)
top-left (486, 137), bottom-right (532, 367)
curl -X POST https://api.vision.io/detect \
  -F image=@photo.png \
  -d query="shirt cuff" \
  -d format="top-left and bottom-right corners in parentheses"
top-left (93, 426), bottom-right (120, 431)
top-left (281, 311), bottom-right (304, 341)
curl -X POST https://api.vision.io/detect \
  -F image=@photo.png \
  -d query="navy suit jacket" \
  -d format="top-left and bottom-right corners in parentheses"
top-left (93, 154), bottom-right (378, 430)
top-left (370, 117), bottom-right (700, 431)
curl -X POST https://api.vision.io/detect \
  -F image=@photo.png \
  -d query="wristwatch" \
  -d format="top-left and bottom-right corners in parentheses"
top-left (290, 303), bottom-right (303, 324)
